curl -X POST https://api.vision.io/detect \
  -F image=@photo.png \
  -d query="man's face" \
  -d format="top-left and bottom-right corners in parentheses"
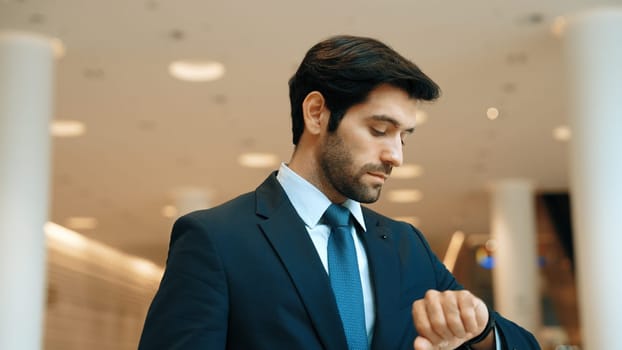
top-left (317, 84), bottom-right (418, 203)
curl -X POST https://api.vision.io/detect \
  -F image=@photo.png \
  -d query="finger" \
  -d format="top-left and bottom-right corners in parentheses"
top-left (473, 298), bottom-right (489, 329)
top-left (412, 299), bottom-right (443, 345)
top-left (413, 335), bottom-right (434, 350)
top-left (440, 291), bottom-right (467, 339)
top-left (457, 291), bottom-right (479, 336)
top-left (423, 291), bottom-right (454, 341)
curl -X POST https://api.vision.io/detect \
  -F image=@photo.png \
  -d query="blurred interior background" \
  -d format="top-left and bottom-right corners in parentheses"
top-left (2, 1), bottom-right (621, 349)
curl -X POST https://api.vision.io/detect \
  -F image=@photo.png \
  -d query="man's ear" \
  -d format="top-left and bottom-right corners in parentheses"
top-left (302, 91), bottom-right (329, 136)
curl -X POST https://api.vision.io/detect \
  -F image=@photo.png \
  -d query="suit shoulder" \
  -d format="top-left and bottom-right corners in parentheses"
top-left (172, 191), bottom-right (257, 235)
top-left (184, 191), bottom-right (255, 220)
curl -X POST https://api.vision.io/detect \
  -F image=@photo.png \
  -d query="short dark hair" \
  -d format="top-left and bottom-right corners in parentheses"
top-left (288, 35), bottom-right (441, 145)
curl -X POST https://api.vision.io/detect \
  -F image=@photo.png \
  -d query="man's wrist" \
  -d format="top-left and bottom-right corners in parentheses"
top-left (462, 306), bottom-right (495, 349)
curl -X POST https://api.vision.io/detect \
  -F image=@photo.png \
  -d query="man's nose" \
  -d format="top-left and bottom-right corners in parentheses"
top-left (381, 138), bottom-right (403, 167)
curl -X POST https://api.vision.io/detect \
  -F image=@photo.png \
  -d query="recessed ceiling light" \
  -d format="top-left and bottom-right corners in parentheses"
top-left (387, 189), bottom-right (423, 203)
top-left (391, 164), bottom-right (423, 179)
top-left (50, 120), bottom-right (85, 137)
top-left (169, 60), bottom-right (225, 82)
top-left (65, 216), bottom-right (98, 230)
top-left (524, 13), bottom-right (544, 25)
top-left (553, 125), bottom-right (572, 141)
top-left (238, 152), bottom-right (279, 168)
top-left (551, 16), bottom-right (568, 38)
top-left (506, 52), bottom-right (528, 65)
top-left (161, 205), bottom-right (178, 218)
top-left (83, 68), bottom-right (105, 80)
top-left (487, 107), bottom-right (500, 120)
top-left (393, 216), bottom-right (421, 227)
top-left (415, 110), bottom-right (428, 126)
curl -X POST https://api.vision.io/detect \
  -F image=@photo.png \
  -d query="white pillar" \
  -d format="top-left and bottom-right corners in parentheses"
top-left (490, 179), bottom-right (540, 333)
top-left (0, 32), bottom-right (56, 350)
top-left (564, 8), bottom-right (622, 350)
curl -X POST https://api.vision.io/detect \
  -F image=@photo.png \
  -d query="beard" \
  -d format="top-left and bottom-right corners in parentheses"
top-left (318, 132), bottom-right (392, 203)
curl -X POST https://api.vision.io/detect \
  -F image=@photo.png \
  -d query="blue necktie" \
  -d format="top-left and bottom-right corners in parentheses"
top-left (324, 204), bottom-right (367, 350)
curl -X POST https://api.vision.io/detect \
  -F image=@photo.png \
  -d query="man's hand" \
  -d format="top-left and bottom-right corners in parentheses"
top-left (412, 290), bottom-right (490, 350)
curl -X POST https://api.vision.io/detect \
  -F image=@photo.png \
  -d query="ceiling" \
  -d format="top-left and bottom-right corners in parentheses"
top-left (2, 0), bottom-right (618, 265)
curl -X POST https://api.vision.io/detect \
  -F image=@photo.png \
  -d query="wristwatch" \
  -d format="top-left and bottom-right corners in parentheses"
top-left (461, 305), bottom-right (496, 349)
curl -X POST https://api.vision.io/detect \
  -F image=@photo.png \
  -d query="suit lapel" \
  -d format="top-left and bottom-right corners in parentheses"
top-left (255, 174), bottom-right (348, 350)
top-left (361, 209), bottom-right (401, 350)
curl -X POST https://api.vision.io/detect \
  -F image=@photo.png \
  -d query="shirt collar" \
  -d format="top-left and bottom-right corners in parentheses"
top-left (276, 163), bottom-right (367, 231)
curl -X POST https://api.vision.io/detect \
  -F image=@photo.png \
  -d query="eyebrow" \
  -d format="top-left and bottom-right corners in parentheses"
top-left (370, 115), bottom-right (416, 134)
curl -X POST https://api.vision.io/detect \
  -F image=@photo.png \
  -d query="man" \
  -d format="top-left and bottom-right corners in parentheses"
top-left (139, 35), bottom-right (540, 350)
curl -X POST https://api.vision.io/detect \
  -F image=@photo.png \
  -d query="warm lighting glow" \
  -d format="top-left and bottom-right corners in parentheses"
top-left (50, 120), bottom-right (86, 137)
top-left (387, 189), bottom-right (423, 203)
top-left (45, 221), bottom-right (164, 279)
top-left (65, 216), bottom-right (98, 230)
top-left (392, 164), bottom-right (423, 179)
top-left (238, 152), bottom-right (279, 168)
top-left (162, 205), bottom-right (178, 218)
top-left (485, 239), bottom-right (497, 252)
top-left (50, 37), bottom-right (65, 59)
top-left (415, 110), bottom-right (428, 126)
top-left (44, 222), bottom-right (89, 251)
top-left (443, 230), bottom-right (466, 272)
top-left (169, 60), bottom-right (225, 82)
top-left (551, 16), bottom-right (568, 38)
top-left (393, 216), bottom-right (421, 227)
top-left (131, 259), bottom-right (163, 278)
top-left (486, 107), bottom-right (499, 120)
top-left (553, 125), bottom-right (572, 141)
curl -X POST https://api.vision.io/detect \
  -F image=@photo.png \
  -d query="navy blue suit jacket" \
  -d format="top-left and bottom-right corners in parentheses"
top-left (139, 173), bottom-right (540, 349)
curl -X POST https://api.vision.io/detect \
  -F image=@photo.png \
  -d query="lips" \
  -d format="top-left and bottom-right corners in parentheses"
top-left (368, 172), bottom-right (388, 181)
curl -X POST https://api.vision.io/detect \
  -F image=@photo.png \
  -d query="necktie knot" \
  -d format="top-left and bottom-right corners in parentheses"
top-left (324, 203), bottom-right (351, 228)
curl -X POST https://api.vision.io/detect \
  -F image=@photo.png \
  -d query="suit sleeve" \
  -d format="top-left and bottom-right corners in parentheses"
top-left (138, 214), bottom-right (228, 350)
top-left (409, 225), bottom-right (541, 350)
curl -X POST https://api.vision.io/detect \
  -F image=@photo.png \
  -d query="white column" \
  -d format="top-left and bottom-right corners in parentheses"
top-left (0, 32), bottom-right (56, 350)
top-left (490, 179), bottom-right (540, 333)
top-left (564, 8), bottom-right (622, 350)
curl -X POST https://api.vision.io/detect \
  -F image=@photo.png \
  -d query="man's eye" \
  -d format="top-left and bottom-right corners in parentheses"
top-left (371, 128), bottom-right (386, 136)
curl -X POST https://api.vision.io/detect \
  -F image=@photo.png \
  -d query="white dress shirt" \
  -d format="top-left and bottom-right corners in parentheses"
top-left (276, 163), bottom-right (375, 344)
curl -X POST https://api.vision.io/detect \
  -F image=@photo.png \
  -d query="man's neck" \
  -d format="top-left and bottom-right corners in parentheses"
top-left (287, 150), bottom-right (346, 204)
